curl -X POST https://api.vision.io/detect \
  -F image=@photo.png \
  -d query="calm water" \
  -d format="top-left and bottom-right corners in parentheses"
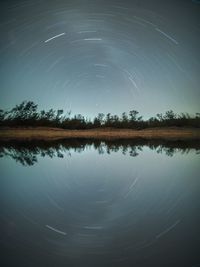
top-left (0, 140), bottom-right (199, 267)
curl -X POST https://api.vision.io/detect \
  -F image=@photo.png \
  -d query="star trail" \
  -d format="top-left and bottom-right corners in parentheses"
top-left (0, 0), bottom-right (199, 118)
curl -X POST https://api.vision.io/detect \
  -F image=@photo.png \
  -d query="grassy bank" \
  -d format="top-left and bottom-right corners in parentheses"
top-left (0, 127), bottom-right (200, 141)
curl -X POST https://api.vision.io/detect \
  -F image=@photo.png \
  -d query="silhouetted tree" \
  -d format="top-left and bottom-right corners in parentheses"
top-left (156, 113), bottom-right (163, 121)
top-left (164, 110), bottom-right (177, 120)
top-left (0, 109), bottom-right (6, 125)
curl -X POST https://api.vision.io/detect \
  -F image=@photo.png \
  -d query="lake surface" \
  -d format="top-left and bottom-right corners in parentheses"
top-left (0, 140), bottom-right (200, 267)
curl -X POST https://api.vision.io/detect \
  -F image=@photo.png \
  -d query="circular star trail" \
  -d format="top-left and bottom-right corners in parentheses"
top-left (0, 0), bottom-right (199, 118)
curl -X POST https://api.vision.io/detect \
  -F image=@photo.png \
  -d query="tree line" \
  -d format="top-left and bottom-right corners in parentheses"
top-left (0, 100), bottom-right (199, 129)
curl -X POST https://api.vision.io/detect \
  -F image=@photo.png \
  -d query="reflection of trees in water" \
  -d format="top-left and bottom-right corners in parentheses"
top-left (0, 139), bottom-right (199, 166)
top-left (0, 147), bottom-right (38, 165)
top-left (149, 145), bottom-right (191, 157)
top-left (0, 146), bottom-right (67, 166)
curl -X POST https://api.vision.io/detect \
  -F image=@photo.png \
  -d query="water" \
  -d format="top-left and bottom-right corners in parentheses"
top-left (0, 140), bottom-right (199, 267)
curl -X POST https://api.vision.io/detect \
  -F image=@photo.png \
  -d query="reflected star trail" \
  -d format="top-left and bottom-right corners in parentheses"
top-left (0, 0), bottom-right (199, 118)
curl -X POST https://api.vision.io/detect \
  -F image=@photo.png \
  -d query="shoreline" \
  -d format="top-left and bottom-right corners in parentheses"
top-left (0, 127), bottom-right (200, 141)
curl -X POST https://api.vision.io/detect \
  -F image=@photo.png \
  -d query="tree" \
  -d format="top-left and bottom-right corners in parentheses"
top-left (164, 110), bottom-right (176, 120)
top-left (6, 101), bottom-right (38, 125)
top-left (105, 113), bottom-right (111, 126)
top-left (111, 115), bottom-right (119, 125)
top-left (121, 112), bottom-right (128, 122)
top-left (45, 109), bottom-right (56, 121)
top-left (0, 109), bottom-right (5, 122)
top-left (55, 109), bottom-right (64, 124)
top-left (97, 113), bottom-right (105, 125)
top-left (156, 113), bottom-right (163, 121)
top-left (196, 113), bottom-right (200, 118)
top-left (129, 110), bottom-right (142, 122)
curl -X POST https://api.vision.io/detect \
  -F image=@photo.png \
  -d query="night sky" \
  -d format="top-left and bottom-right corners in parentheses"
top-left (0, 0), bottom-right (199, 118)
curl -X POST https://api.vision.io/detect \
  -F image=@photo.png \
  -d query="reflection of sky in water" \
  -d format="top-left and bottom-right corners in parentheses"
top-left (0, 146), bottom-right (199, 266)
